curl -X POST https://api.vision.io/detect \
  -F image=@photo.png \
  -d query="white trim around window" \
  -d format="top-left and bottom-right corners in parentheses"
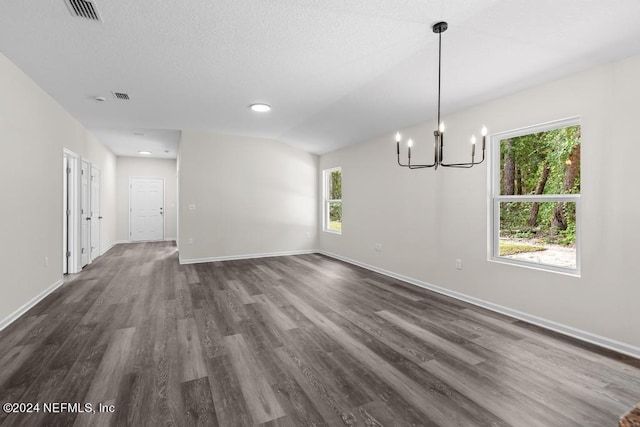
top-left (323, 167), bottom-right (342, 234)
top-left (489, 117), bottom-right (581, 276)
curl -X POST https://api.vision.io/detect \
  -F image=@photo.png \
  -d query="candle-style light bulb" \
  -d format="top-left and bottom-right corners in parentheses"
top-left (395, 132), bottom-right (401, 155)
top-left (471, 135), bottom-right (476, 156)
top-left (395, 132), bottom-right (401, 142)
top-left (471, 135), bottom-right (477, 145)
top-left (439, 121), bottom-right (445, 133)
top-left (407, 139), bottom-right (413, 159)
top-left (481, 126), bottom-right (488, 136)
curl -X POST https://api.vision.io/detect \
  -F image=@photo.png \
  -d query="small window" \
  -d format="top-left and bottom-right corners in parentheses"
top-left (323, 167), bottom-right (342, 233)
top-left (491, 118), bottom-right (580, 274)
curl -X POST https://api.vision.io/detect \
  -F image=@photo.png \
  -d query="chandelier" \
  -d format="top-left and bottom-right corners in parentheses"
top-left (395, 21), bottom-right (487, 170)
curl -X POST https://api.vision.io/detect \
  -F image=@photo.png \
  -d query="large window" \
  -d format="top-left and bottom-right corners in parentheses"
top-left (491, 118), bottom-right (581, 274)
top-left (323, 167), bottom-right (342, 233)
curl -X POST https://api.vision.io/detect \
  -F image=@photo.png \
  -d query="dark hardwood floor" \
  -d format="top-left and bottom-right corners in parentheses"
top-left (1, 241), bottom-right (639, 426)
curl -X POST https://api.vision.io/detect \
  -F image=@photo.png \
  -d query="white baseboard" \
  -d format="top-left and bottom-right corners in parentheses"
top-left (319, 250), bottom-right (640, 360)
top-left (180, 249), bottom-right (318, 265)
top-left (0, 279), bottom-right (65, 332)
top-left (100, 241), bottom-right (118, 256)
top-left (115, 239), bottom-right (175, 245)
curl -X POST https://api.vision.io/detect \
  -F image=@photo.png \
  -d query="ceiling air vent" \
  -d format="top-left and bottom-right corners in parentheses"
top-left (112, 92), bottom-right (130, 100)
top-left (65, 0), bottom-right (102, 22)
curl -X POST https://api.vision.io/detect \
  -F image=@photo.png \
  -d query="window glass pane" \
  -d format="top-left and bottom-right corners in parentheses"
top-left (329, 170), bottom-right (342, 199)
top-left (328, 202), bottom-right (342, 232)
top-left (500, 125), bottom-right (580, 196)
top-left (499, 201), bottom-right (576, 269)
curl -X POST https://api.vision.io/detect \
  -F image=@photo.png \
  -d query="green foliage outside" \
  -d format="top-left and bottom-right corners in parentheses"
top-left (328, 170), bottom-right (342, 230)
top-left (500, 125), bottom-right (580, 247)
top-left (329, 170), bottom-right (342, 200)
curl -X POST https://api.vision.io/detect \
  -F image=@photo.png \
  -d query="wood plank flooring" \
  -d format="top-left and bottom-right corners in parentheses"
top-left (1, 241), bottom-right (639, 426)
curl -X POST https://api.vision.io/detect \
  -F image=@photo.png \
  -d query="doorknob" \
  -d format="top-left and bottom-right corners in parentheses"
top-left (86, 217), bottom-right (91, 221)
top-left (99, 216), bottom-right (103, 219)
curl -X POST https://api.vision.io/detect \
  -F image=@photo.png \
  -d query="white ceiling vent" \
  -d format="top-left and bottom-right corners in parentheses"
top-left (112, 92), bottom-right (130, 100)
top-left (65, 0), bottom-right (102, 22)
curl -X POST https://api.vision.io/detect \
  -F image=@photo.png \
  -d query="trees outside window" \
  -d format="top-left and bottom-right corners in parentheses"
top-left (323, 167), bottom-right (342, 233)
top-left (491, 119), bottom-right (580, 273)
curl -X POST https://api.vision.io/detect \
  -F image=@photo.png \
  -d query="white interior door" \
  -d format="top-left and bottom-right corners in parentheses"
top-left (90, 166), bottom-right (101, 261)
top-left (81, 160), bottom-right (90, 267)
top-left (130, 177), bottom-right (164, 242)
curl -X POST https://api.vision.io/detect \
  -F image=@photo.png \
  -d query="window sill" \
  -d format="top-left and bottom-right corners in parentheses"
top-left (489, 256), bottom-right (581, 278)
top-left (323, 229), bottom-right (342, 235)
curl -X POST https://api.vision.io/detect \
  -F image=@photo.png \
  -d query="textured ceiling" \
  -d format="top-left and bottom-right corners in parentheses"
top-left (90, 129), bottom-right (181, 159)
top-left (1, 0), bottom-right (640, 157)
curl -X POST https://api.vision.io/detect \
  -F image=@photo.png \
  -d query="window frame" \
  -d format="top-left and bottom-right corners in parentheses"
top-left (323, 167), bottom-right (342, 234)
top-left (489, 117), bottom-right (581, 276)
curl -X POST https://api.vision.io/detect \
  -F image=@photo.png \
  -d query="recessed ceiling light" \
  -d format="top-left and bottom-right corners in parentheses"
top-left (138, 150), bottom-right (152, 155)
top-left (95, 96), bottom-right (106, 102)
top-left (250, 103), bottom-right (271, 112)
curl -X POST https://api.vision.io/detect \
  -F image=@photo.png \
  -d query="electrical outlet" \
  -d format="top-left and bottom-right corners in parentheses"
top-left (456, 259), bottom-right (463, 270)
top-left (188, 238), bottom-right (193, 245)
top-left (306, 232), bottom-right (311, 239)
top-left (374, 243), bottom-right (383, 252)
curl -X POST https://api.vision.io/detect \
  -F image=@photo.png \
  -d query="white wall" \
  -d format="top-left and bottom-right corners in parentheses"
top-left (319, 53), bottom-right (640, 350)
top-left (116, 157), bottom-right (177, 242)
top-left (0, 52), bottom-right (116, 325)
top-left (179, 131), bottom-right (318, 262)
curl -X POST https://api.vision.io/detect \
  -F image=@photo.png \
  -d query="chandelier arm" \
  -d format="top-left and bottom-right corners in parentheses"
top-left (440, 161), bottom-right (483, 167)
top-left (397, 146), bottom-right (436, 168)
top-left (406, 161), bottom-right (436, 168)
top-left (399, 159), bottom-right (435, 168)
top-left (397, 150), bottom-right (409, 167)
top-left (441, 164), bottom-right (474, 168)
top-left (441, 150), bottom-right (486, 167)
top-left (409, 155), bottom-right (432, 169)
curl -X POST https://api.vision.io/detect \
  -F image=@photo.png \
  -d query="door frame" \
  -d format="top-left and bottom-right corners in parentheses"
top-left (129, 176), bottom-right (166, 242)
top-left (63, 148), bottom-right (81, 274)
top-left (80, 159), bottom-right (91, 267)
top-left (90, 165), bottom-right (101, 261)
